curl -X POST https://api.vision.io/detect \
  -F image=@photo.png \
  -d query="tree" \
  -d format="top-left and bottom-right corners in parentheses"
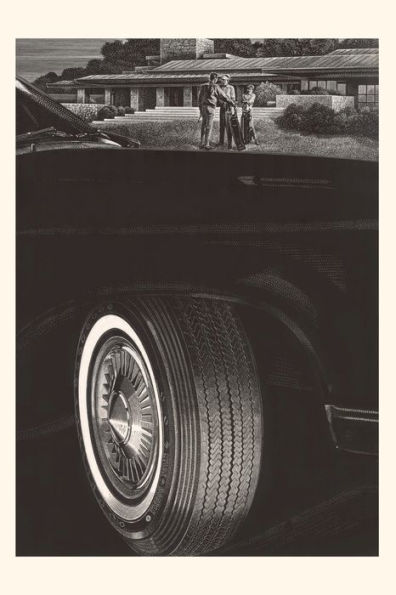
top-left (254, 38), bottom-right (378, 58)
top-left (33, 71), bottom-right (60, 90)
top-left (214, 39), bottom-right (254, 57)
top-left (101, 39), bottom-right (160, 70)
top-left (85, 59), bottom-right (103, 74)
top-left (61, 67), bottom-right (87, 80)
top-left (338, 38), bottom-right (378, 49)
top-left (254, 39), bottom-right (339, 57)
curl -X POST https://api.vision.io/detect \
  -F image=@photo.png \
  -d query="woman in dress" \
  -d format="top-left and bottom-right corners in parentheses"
top-left (241, 84), bottom-right (258, 145)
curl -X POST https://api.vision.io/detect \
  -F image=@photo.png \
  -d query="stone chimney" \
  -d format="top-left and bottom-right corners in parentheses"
top-left (160, 39), bottom-right (214, 63)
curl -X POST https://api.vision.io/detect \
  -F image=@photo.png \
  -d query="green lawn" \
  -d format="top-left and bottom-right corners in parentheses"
top-left (97, 117), bottom-right (378, 161)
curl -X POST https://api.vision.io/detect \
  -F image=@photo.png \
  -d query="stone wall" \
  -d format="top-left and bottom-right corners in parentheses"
top-left (48, 93), bottom-right (76, 103)
top-left (62, 103), bottom-right (105, 122)
top-left (331, 95), bottom-right (356, 112)
top-left (276, 94), bottom-right (355, 112)
top-left (160, 38), bottom-right (214, 63)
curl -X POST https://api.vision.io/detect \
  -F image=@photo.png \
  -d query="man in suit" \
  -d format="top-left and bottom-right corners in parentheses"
top-left (218, 74), bottom-right (236, 149)
top-left (198, 72), bottom-right (235, 150)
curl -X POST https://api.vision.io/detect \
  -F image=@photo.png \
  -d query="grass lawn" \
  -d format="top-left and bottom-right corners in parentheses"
top-left (97, 117), bottom-right (378, 161)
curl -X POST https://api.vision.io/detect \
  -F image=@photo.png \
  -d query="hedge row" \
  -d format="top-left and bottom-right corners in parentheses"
top-left (276, 103), bottom-right (378, 138)
top-left (96, 105), bottom-right (135, 120)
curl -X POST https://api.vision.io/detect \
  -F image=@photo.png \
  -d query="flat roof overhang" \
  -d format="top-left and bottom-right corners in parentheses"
top-left (49, 68), bottom-right (378, 91)
top-left (70, 72), bottom-right (301, 88)
top-left (265, 67), bottom-right (378, 78)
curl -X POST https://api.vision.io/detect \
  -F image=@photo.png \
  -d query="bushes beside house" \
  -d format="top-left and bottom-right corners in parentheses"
top-left (97, 105), bottom-right (118, 120)
top-left (96, 105), bottom-right (135, 120)
top-left (254, 82), bottom-right (283, 106)
top-left (276, 102), bottom-right (378, 138)
top-left (61, 103), bottom-right (104, 123)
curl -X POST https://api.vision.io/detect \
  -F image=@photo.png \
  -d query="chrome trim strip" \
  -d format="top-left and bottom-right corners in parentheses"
top-left (324, 404), bottom-right (378, 456)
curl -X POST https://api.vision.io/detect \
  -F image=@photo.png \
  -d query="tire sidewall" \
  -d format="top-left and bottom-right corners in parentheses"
top-left (74, 300), bottom-right (178, 542)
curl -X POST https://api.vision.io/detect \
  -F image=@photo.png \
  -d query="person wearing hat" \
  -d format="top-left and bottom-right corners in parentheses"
top-left (241, 84), bottom-right (258, 145)
top-left (218, 74), bottom-right (236, 149)
top-left (198, 72), bottom-right (235, 150)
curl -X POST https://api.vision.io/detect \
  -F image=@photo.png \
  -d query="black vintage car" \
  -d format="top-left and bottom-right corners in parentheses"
top-left (16, 76), bottom-right (378, 556)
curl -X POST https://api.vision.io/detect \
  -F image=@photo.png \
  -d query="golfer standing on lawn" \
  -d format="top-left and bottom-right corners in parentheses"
top-left (218, 74), bottom-right (236, 149)
top-left (198, 72), bottom-right (235, 150)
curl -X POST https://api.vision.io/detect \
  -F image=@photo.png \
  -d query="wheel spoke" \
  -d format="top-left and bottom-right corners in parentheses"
top-left (93, 340), bottom-right (159, 491)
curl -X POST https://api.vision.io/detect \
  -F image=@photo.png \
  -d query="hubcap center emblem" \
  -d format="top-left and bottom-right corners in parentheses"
top-left (108, 391), bottom-right (131, 444)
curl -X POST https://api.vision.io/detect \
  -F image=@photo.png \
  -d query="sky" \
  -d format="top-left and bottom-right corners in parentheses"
top-left (16, 38), bottom-right (121, 81)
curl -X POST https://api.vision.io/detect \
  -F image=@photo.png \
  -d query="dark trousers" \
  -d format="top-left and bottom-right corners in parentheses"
top-left (200, 107), bottom-right (215, 145)
top-left (219, 108), bottom-right (232, 146)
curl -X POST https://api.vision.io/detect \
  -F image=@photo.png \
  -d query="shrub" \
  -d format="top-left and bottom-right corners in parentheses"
top-left (332, 110), bottom-right (349, 134)
top-left (62, 103), bottom-right (103, 123)
top-left (303, 103), bottom-right (336, 133)
top-left (276, 102), bottom-right (378, 138)
top-left (254, 81), bottom-right (283, 106)
top-left (346, 110), bottom-right (378, 139)
top-left (276, 103), bottom-right (307, 131)
top-left (125, 106), bottom-right (135, 114)
top-left (117, 106), bottom-right (126, 116)
top-left (97, 105), bottom-right (118, 121)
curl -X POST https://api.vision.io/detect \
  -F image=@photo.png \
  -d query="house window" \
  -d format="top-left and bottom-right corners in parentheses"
top-left (358, 84), bottom-right (379, 109)
top-left (307, 80), bottom-right (345, 94)
top-left (86, 88), bottom-right (104, 104)
top-left (282, 83), bottom-right (300, 94)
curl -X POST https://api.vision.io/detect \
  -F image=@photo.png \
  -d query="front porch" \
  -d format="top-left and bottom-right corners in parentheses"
top-left (76, 85), bottom-right (200, 110)
top-left (75, 83), bottom-right (258, 111)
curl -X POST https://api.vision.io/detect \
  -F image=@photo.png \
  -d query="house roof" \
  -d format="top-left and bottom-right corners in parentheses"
top-left (73, 71), bottom-right (285, 86)
top-left (60, 47), bottom-right (378, 88)
top-left (327, 48), bottom-right (379, 55)
top-left (48, 80), bottom-right (75, 86)
top-left (153, 52), bottom-right (378, 73)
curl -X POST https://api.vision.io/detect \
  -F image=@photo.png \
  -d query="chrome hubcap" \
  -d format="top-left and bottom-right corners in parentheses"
top-left (92, 340), bottom-right (159, 497)
top-left (108, 391), bottom-right (131, 445)
top-left (79, 315), bottom-right (163, 521)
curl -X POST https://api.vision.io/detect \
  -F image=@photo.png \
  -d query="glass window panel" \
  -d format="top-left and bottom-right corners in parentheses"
top-left (309, 80), bottom-right (318, 89)
top-left (327, 80), bottom-right (337, 90)
top-left (301, 80), bottom-right (308, 91)
top-left (367, 85), bottom-right (375, 94)
top-left (358, 95), bottom-right (367, 103)
top-left (358, 85), bottom-right (367, 94)
top-left (317, 80), bottom-right (326, 88)
top-left (375, 85), bottom-right (379, 95)
top-left (337, 83), bottom-right (346, 95)
top-left (366, 95), bottom-right (375, 102)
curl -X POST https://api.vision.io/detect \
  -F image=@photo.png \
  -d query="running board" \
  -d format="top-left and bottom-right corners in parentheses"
top-left (324, 405), bottom-right (378, 456)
